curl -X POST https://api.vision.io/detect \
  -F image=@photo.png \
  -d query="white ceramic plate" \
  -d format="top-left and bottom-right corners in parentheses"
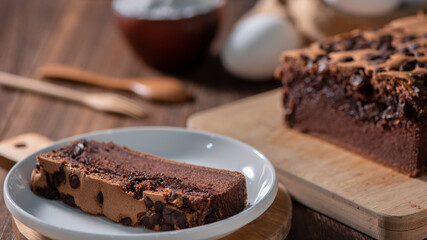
top-left (4, 127), bottom-right (277, 240)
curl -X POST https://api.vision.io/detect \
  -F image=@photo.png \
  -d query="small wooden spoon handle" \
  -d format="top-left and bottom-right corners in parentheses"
top-left (38, 64), bottom-right (191, 103)
top-left (37, 64), bottom-right (132, 90)
top-left (0, 71), bottom-right (88, 103)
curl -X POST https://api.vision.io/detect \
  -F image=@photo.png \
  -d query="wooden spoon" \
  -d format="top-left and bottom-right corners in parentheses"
top-left (37, 64), bottom-right (191, 102)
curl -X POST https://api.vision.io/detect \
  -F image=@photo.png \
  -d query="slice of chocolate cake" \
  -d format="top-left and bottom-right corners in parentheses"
top-left (276, 13), bottom-right (427, 176)
top-left (30, 139), bottom-right (247, 231)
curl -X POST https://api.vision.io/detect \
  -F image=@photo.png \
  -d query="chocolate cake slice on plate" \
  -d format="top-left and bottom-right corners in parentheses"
top-left (276, 13), bottom-right (427, 176)
top-left (30, 139), bottom-right (247, 231)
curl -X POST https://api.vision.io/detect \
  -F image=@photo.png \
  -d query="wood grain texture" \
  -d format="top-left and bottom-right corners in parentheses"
top-left (187, 89), bottom-right (427, 240)
top-left (12, 219), bottom-right (48, 240)
top-left (223, 184), bottom-right (292, 240)
top-left (0, 0), bottom-right (373, 239)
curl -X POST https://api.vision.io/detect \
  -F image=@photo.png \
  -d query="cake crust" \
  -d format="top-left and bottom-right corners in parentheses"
top-left (30, 139), bottom-right (247, 231)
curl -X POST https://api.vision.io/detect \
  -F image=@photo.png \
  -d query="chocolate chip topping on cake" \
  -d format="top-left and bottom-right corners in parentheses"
top-left (30, 139), bottom-right (247, 231)
top-left (276, 13), bottom-right (427, 176)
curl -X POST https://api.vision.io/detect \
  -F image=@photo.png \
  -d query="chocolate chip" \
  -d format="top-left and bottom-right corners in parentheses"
top-left (174, 212), bottom-right (188, 229)
top-left (141, 216), bottom-right (153, 229)
top-left (169, 192), bottom-right (178, 202)
top-left (368, 40), bottom-right (380, 49)
top-left (306, 59), bottom-right (314, 69)
top-left (402, 35), bottom-right (416, 42)
top-left (414, 87), bottom-right (420, 94)
top-left (417, 62), bottom-right (426, 68)
top-left (154, 201), bottom-right (165, 213)
top-left (97, 192), bottom-right (103, 205)
top-left (363, 103), bottom-right (378, 118)
top-left (299, 54), bottom-right (314, 68)
top-left (350, 71), bottom-right (372, 99)
top-left (370, 59), bottom-right (386, 66)
top-left (381, 50), bottom-right (393, 59)
top-left (344, 39), bottom-right (354, 50)
top-left (379, 34), bottom-right (393, 42)
top-left (162, 207), bottom-right (187, 228)
top-left (300, 54), bottom-right (309, 61)
top-left (408, 42), bottom-right (420, 51)
top-left (35, 163), bottom-right (41, 171)
top-left (374, 67), bottom-right (386, 74)
top-left (36, 186), bottom-right (58, 199)
top-left (350, 73), bottom-right (364, 88)
top-left (120, 217), bottom-right (132, 226)
top-left (317, 57), bottom-right (329, 72)
top-left (320, 41), bottom-right (335, 52)
top-left (62, 194), bottom-right (77, 207)
top-left (46, 189), bottom-right (59, 200)
top-left (71, 143), bottom-right (84, 157)
top-left (404, 51), bottom-right (415, 57)
top-left (171, 212), bottom-right (181, 224)
top-left (364, 54), bottom-right (381, 61)
top-left (404, 103), bottom-right (417, 118)
top-left (409, 72), bottom-right (427, 81)
top-left (163, 207), bottom-right (175, 225)
top-left (414, 51), bottom-right (425, 57)
top-left (340, 57), bottom-right (354, 62)
top-left (36, 187), bottom-right (44, 196)
top-left (45, 172), bottom-right (52, 185)
top-left (205, 212), bottom-right (219, 224)
top-left (382, 106), bottom-right (394, 120)
top-left (149, 213), bottom-right (162, 226)
top-left (344, 35), bottom-right (365, 50)
top-left (69, 174), bottom-right (80, 189)
top-left (399, 59), bottom-right (417, 71)
top-left (144, 196), bottom-right (153, 209)
top-left (161, 223), bottom-right (174, 231)
top-left (397, 99), bottom-right (406, 115)
top-left (379, 43), bottom-right (394, 53)
top-left (378, 34), bottom-right (393, 51)
top-left (53, 170), bottom-right (65, 187)
top-left (353, 40), bottom-right (371, 50)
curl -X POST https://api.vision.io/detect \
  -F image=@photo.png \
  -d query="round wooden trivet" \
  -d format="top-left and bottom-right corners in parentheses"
top-left (12, 184), bottom-right (291, 240)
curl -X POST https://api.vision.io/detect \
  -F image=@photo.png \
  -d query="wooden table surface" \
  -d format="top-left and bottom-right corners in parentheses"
top-left (0, 0), bottom-right (371, 239)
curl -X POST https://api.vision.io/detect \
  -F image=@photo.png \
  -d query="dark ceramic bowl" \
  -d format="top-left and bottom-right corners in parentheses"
top-left (112, 0), bottom-right (225, 72)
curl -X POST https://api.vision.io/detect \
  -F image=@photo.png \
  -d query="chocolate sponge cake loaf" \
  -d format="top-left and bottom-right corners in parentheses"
top-left (276, 14), bottom-right (427, 176)
top-left (30, 139), bottom-right (247, 231)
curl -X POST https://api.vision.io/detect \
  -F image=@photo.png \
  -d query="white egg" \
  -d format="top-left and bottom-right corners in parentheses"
top-left (221, 14), bottom-right (302, 81)
top-left (323, 0), bottom-right (401, 17)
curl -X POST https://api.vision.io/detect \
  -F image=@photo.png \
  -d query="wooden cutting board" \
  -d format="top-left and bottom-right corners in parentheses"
top-left (187, 89), bottom-right (427, 240)
top-left (0, 133), bottom-right (292, 240)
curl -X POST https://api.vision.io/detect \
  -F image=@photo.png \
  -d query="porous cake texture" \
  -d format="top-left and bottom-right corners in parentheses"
top-left (276, 13), bottom-right (427, 176)
top-left (31, 139), bottom-right (247, 231)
